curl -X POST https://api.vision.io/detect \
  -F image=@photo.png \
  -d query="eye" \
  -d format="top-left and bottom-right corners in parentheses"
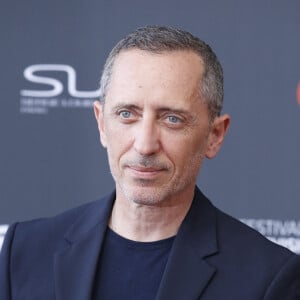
top-left (167, 115), bottom-right (180, 123)
top-left (119, 110), bottom-right (132, 119)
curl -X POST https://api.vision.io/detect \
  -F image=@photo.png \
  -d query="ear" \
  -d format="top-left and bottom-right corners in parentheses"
top-left (205, 114), bottom-right (230, 159)
top-left (93, 100), bottom-right (107, 148)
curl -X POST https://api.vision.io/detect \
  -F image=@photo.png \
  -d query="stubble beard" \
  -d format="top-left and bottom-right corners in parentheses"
top-left (112, 152), bottom-right (204, 207)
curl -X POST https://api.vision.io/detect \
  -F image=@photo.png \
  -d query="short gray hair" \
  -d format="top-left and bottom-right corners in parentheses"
top-left (99, 25), bottom-right (223, 119)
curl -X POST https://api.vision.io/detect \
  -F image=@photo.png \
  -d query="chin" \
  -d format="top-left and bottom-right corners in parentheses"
top-left (121, 185), bottom-right (170, 206)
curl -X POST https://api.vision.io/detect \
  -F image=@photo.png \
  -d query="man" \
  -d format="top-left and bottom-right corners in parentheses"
top-left (0, 26), bottom-right (299, 300)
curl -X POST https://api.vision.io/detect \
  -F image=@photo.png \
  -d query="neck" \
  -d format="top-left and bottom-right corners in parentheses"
top-left (108, 188), bottom-right (194, 242)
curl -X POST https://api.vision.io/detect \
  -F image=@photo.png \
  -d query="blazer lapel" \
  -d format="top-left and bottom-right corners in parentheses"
top-left (156, 188), bottom-right (219, 300)
top-left (54, 193), bottom-right (115, 300)
top-left (53, 188), bottom-right (218, 300)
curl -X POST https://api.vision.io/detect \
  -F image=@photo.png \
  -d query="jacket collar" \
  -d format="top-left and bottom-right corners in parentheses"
top-left (54, 192), bottom-right (115, 300)
top-left (54, 187), bottom-right (218, 300)
top-left (156, 187), bottom-right (218, 299)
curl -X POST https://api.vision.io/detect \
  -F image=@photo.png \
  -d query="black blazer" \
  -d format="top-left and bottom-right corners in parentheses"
top-left (1, 187), bottom-right (300, 299)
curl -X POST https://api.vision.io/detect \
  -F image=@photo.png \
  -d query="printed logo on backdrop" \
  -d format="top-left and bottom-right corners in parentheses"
top-left (241, 219), bottom-right (300, 254)
top-left (20, 64), bottom-right (100, 114)
top-left (0, 225), bottom-right (8, 252)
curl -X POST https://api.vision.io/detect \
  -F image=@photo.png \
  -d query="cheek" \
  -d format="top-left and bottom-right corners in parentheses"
top-left (163, 134), bottom-right (207, 167)
top-left (162, 140), bottom-right (192, 167)
top-left (105, 126), bottom-right (131, 159)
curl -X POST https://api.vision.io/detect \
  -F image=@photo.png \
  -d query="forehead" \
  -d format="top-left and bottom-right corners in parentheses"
top-left (111, 48), bottom-right (203, 81)
top-left (106, 49), bottom-right (205, 110)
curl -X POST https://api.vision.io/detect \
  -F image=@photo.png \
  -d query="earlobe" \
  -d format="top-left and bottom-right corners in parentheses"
top-left (205, 114), bottom-right (230, 159)
top-left (93, 100), bottom-right (107, 148)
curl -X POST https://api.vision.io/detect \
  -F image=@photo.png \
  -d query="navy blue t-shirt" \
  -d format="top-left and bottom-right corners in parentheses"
top-left (92, 227), bottom-right (175, 300)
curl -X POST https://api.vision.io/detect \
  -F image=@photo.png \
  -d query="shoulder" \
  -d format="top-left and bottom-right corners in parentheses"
top-left (2, 191), bottom-right (115, 254)
top-left (193, 187), bottom-right (295, 260)
top-left (193, 188), bottom-right (300, 298)
top-left (209, 197), bottom-right (300, 298)
top-left (218, 213), bottom-right (300, 299)
top-left (215, 205), bottom-right (294, 262)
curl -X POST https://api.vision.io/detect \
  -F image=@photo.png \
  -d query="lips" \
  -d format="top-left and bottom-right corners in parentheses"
top-left (126, 165), bottom-right (165, 179)
top-left (129, 166), bottom-right (163, 172)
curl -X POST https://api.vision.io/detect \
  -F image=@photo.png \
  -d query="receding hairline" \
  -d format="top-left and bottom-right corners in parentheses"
top-left (111, 47), bottom-right (205, 70)
top-left (106, 48), bottom-right (206, 105)
top-left (99, 25), bottom-right (224, 119)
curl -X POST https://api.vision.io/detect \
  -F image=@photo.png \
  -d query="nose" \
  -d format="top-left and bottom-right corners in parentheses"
top-left (134, 118), bottom-right (160, 156)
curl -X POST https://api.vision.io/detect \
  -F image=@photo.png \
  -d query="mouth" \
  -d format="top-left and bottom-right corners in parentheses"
top-left (130, 166), bottom-right (162, 172)
top-left (126, 165), bottom-right (166, 179)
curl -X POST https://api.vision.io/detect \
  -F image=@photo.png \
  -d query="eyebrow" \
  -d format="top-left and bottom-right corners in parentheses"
top-left (111, 103), bottom-right (142, 113)
top-left (111, 102), bottom-right (192, 114)
top-left (156, 107), bottom-right (191, 116)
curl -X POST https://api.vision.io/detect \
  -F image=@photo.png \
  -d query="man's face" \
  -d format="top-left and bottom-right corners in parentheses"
top-left (95, 49), bottom-right (228, 206)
